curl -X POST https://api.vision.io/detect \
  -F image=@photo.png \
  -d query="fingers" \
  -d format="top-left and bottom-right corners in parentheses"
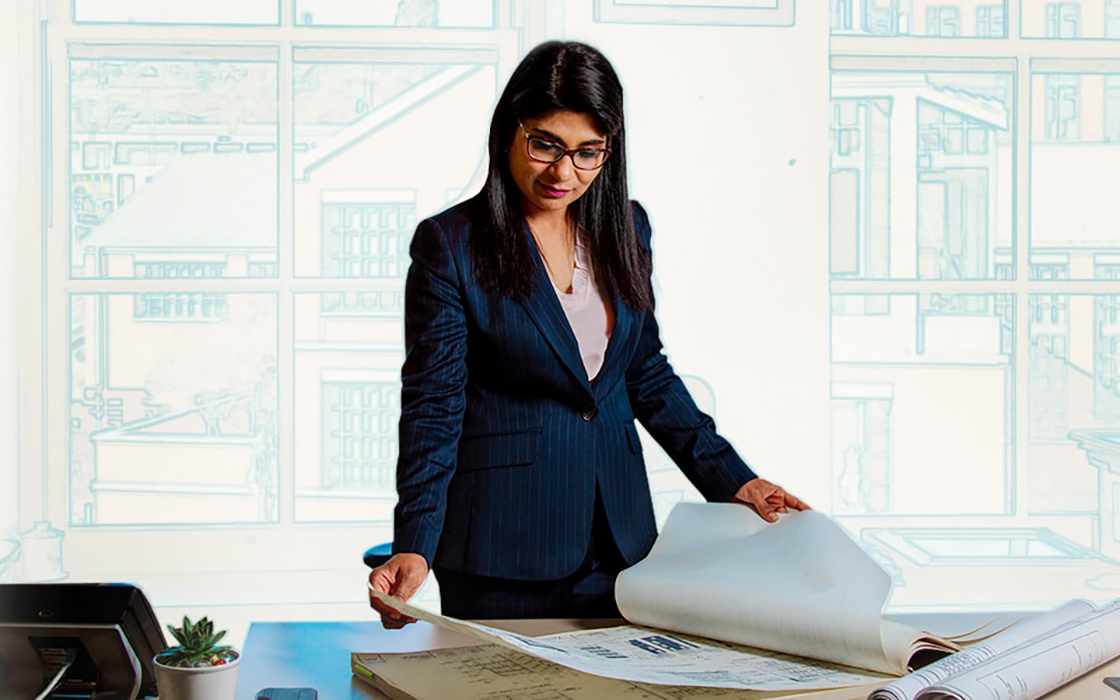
top-left (367, 574), bottom-right (400, 619)
top-left (735, 479), bottom-right (780, 521)
top-left (367, 554), bottom-right (429, 629)
top-left (375, 605), bottom-right (414, 628)
top-left (367, 586), bottom-right (402, 617)
top-left (744, 490), bottom-right (780, 522)
top-left (764, 488), bottom-right (810, 517)
top-left (380, 612), bottom-right (414, 630)
top-left (733, 478), bottom-right (809, 521)
top-left (783, 490), bottom-right (811, 511)
top-left (370, 583), bottom-right (419, 629)
top-left (754, 498), bottom-right (781, 522)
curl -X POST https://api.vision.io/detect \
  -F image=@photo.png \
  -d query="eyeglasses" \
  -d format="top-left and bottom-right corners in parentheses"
top-left (518, 121), bottom-right (610, 171)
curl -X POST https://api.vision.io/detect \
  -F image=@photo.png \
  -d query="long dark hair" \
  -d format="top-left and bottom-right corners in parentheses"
top-left (470, 41), bottom-right (652, 312)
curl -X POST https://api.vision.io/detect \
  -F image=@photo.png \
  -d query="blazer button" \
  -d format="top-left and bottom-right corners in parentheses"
top-left (581, 407), bottom-right (598, 422)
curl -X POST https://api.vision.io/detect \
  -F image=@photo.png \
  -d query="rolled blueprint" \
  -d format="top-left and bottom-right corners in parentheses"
top-left (914, 598), bottom-right (1120, 700)
top-left (870, 599), bottom-right (1093, 700)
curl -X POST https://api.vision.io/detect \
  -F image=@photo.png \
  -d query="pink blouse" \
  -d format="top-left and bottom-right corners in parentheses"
top-left (553, 237), bottom-right (614, 381)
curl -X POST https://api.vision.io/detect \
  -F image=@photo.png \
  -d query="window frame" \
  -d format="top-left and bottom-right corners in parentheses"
top-left (20, 0), bottom-right (524, 588)
top-left (830, 5), bottom-right (1120, 525)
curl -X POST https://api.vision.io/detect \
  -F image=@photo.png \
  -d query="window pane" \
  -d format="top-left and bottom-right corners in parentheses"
top-left (293, 58), bottom-right (496, 277)
top-left (1029, 293), bottom-right (1101, 516)
top-left (294, 0), bottom-right (494, 27)
top-left (75, 0), bottom-right (279, 25)
top-left (69, 293), bottom-right (278, 526)
top-left (831, 0), bottom-right (1007, 37)
top-left (1030, 72), bottom-right (1120, 279)
top-left (293, 293), bottom-right (402, 522)
top-left (831, 293), bottom-right (1013, 517)
top-left (320, 200), bottom-right (414, 283)
top-left (830, 72), bottom-right (1013, 280)
top-left (835, 291), bottom-right (1120, 608)
top-left (1021, 1), bottom-right (1114, 38)
top-left (70, 58), bottom-right (279, 279)
top-left (1033, 292), bottom-right (1120, 580)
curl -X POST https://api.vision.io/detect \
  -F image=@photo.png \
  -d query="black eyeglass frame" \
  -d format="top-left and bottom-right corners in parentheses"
top-left (517, 121), bottom-right (611, 171)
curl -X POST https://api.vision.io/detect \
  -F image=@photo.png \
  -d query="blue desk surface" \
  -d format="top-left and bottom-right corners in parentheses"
top-left (235, 618), bottom-right (618, 699)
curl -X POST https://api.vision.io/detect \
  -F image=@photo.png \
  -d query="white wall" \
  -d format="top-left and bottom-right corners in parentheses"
top-left (0, 0), bottom-right (23, 546)
top-left (563, 9), bottom-right (832, 506)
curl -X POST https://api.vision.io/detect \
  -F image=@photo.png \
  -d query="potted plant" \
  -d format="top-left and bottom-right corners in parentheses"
top-left (153, 615), bottom-right (241, 700)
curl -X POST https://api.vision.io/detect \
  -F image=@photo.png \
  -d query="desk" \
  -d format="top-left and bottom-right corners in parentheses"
top-left (235, 616), bottom-right (1120, 700)
top-left (235, 618), bottom-right (621, 699)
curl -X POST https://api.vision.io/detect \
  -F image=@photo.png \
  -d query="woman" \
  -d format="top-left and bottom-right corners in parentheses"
top-left (368, 40), bottom-right (807, 625)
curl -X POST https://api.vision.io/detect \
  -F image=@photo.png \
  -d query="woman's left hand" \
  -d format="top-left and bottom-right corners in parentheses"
top-left (733, 478), bottom-right (810, 523)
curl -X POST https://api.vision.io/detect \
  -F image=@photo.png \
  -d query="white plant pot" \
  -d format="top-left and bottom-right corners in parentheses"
top-left (153, 653), bottom-right (241, 700)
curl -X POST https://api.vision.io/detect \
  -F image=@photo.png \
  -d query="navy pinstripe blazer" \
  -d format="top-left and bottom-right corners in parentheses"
top-left (392, 194), bottom-right (757, 580)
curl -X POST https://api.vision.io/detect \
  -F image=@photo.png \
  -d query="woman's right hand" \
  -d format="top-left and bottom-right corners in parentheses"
top-left (367, 553), bottom-right (430, 629)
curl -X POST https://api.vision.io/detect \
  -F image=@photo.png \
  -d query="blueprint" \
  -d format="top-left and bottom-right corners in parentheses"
top-left (353, 645), bottom-right (879, 700)
top-left (369, 504), bottom-right (953, 691)
top-left (370, 591), bottom-right (888, 692)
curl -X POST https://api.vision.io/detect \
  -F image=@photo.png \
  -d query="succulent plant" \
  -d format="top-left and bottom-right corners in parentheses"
top-left (156, 616), bottom-right (238, 668)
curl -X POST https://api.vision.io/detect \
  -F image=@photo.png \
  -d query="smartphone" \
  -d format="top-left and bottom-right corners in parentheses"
top-left (256, 688), bottom-right (318, 700)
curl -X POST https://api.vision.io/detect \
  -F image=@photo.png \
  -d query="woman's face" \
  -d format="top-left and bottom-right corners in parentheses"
top-left (508, 110), bottom-right (608, 220)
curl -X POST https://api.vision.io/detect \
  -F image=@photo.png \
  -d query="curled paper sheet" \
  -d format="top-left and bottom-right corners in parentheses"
top-left (615, 504), bottom-right (956, 677)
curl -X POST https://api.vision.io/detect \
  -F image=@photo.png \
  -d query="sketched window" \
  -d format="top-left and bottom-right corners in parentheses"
top-left (831, 0), bottom-right (855, 32)
top-left (27, 0), bottom-right (511, 595)
top-left (1098, 296), bottom-right (1120, 404)
top-left (322, 199), bottom-right (413, 282)
top-left (976, 5), bottom-right (1005, 38)
top-left (293, 0), bottom-right (495, 28)
top-left (322, 382), bottom-right (399, 491)
top-left (1107, 77), bottom-right (1120, 141)
top-left (69, 55), bottom-right (280, 282)
top-left (925, 7), bottom-right (960, 37)
top-left (1045, 3), bottom-right (1081, 38)
top-left (288, 47), bottom-right (498, 526)
top-left (133, 292), bottom-right (229, 321)
top-left (830, 0), bottom-right (1120, 614)
top-left (864, 0), bottom-right (903, 36)
top-left (1044, 74), bottom-right (1081, 140)
top-left (73, 0), bottom-right (280, 24)
top-left (66, 47), bottom-right (281, 529)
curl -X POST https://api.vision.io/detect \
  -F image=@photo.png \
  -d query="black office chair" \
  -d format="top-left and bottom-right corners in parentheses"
top-left (363, 542), bottom-right (393, 569)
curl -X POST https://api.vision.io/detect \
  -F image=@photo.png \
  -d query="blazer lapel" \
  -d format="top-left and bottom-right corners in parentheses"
top-left (518, 228), bottom-right (594, 398)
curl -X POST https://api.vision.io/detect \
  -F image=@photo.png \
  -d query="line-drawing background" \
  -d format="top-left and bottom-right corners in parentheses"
top-left (4, 0), bottom-right (1120, 640)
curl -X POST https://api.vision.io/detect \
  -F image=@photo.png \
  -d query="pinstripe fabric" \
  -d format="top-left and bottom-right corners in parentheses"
top-left (392, 194), bottom-right (758, 581)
